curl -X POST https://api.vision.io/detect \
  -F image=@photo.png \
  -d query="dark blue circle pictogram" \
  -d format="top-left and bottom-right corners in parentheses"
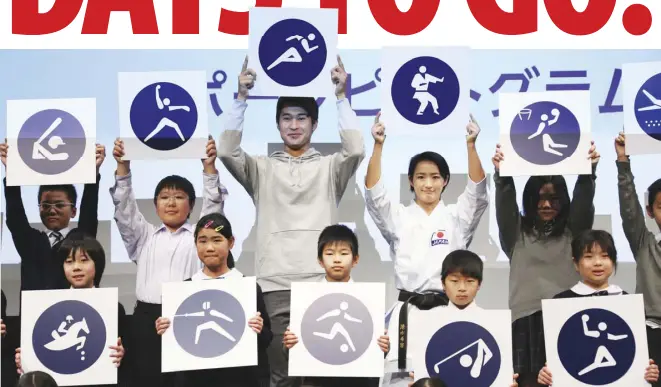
top-left (634, 72), bottom-right (661, 141)
top-left (510, 101), bottom-right (581, 165)
top-left (258, 19), bottom-right (327, 87)
top-left (557, 308), bottom-right (635, 385)
top-left (425, 321), bottom-right (500, 387)
top-left (391, 56), bottom-right (460, 125)
top-left (17, 109), bottom-right (87, 175)
top-left (129, 82), bottom-right (198, 151)
top-left (300, 293), bottom-right (373, 365)
top-left (32, 300), bottom-right (107, 375)
top-left (172, 289), bottom-right (246, 358)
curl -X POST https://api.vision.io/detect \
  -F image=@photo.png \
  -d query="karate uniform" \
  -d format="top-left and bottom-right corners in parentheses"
top-left (364, 176), bottom-right (488, 386)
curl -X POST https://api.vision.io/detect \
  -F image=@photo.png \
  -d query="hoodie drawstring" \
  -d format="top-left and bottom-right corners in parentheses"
top-left (287, 157), bottom-right (303, 187)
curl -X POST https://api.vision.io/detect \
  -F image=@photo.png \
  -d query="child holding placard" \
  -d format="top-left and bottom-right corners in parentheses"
top-left (154, 213), bottom-right (272, 387)
top-left (536, 229), bottom-right (659, 386)
top-left (14, 232), bottom-right (127, 386)
top-left (407, 249), bottom-right (520, 387)
top-left (282, 224), bottom-right (390, 387)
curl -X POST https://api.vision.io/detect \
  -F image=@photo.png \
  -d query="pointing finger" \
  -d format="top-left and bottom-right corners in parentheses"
top-left (337, 55), bottom-right (345, 70)
top-left (469, 113), bottom-right (478, 127)
top-left (374, 112), bottom-right (381, 125)
top-left (242, 56), bottom-right (249, 73)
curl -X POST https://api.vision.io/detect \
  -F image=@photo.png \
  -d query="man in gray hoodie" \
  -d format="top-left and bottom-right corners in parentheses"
top-left (218, 56), bottom-right (366, 387)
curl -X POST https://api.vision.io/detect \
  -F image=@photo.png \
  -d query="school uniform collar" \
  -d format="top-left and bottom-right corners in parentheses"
top-left (571, 281), bottom-right (623, 296)
top-left (447, 300), bottom-right (479, 310)
top-left (191, 268), bottom-right (243, 281)
top-left (322, 275), bottom-right (354, 283)
top-left (69, 286), bottom-right (96, 289)
top-left (49, 227), bottom-right (71, 237)
top-left (154, 222), bottom-right (193, 235)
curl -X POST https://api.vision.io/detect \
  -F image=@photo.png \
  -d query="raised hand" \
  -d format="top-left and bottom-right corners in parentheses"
top-left (96, 144), bottom-right (106, 171)
top-left (238, 56), bottom-right (257, 101)
top-left (113, 138), bottom-right (130, 176)
top-left (466, 114), bottom-right (481, 143)
top-left (331, 55), bottom-right (348, 99)
top-left (492, 144), bottom-right (504, 172)
top-left (202, 135), bottom-right (218, 173)
top-left (372, 112), bottom-right (386, 144)
top-left (113, 138), bottom-right (126, 163)
top-left (615, 131), bottom-right (627, 160)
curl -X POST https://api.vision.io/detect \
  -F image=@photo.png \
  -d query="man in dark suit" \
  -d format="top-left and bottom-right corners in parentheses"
top-left (0, 141), bottom-right (105, 291)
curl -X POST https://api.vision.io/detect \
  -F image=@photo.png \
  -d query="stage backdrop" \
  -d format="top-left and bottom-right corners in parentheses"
top-left (1, 49), bottom-right (660, 314)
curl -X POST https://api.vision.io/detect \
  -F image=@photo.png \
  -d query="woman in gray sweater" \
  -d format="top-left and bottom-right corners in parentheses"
top-left (492, 142), bottom-right (600, 387)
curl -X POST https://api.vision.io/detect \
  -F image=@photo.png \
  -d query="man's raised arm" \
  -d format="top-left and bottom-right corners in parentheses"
top-left (218, 57), bottom-right (261, 199)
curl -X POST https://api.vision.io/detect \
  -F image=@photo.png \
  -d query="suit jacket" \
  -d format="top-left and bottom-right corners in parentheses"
top-left (3, 175), bottom-right (100, 292)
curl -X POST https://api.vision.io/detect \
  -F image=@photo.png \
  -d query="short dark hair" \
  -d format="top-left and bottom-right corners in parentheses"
top-left (153, 175), bottom-right (196, 215)
top-left (276, 97), bottom-right (319, 124)
top-left (521, 175), bottom-right (571, 237)
top-left (411, 377), bottom-right (448, 387)
top-left (38, 185), bottom-right (77, 206)
top-left (441, 249), bottom-right (484, 284)
top-left (648, 178), bottom-right (661, 210)
top-left (317, 224), bottom-right (358, 259)
top-left (57, 231), bottom-right (106, 287)
top-left (407, 152), bottom-right (450, 192)
top-left (571, 229), bottom-right (617, 268)
top-left (18, 371), bottom-right (59, 387)
top-left (194, 213), bottom-right (235, 269)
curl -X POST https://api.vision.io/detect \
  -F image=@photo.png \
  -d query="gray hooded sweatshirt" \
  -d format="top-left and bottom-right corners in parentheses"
top-left (218, 99), bottom-right (366, 292)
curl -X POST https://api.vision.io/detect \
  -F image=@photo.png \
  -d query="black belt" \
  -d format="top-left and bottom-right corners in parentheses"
top-left (397, 290), bottom-right (449, 369)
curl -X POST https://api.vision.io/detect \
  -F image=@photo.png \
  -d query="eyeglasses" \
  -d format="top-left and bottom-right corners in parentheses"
top-left (39, 202), bottom-right (74, 211)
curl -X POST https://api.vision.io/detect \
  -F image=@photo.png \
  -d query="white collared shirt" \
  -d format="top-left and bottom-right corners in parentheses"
top-left (191, 268), bottom-right (244, 281)
top-left (570, 281), bottom-right (624, 296)
top-left (110, 172), bottom-right (228, 304)
top-left (321, 275), bottom-right (354, 283)
top-left (446, 300), bottom-right (481, 311)
top-left (365, 177), bottom-right (489, 293)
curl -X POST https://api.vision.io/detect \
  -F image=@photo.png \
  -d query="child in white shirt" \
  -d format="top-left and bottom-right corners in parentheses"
top-left (283, 225), bottom-right (390, 387)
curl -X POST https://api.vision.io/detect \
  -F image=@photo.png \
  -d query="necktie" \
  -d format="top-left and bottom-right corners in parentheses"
top-left (593, 290), bottom-right (610, 296)
top-left (50, 231), bottom-right (63, 245)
